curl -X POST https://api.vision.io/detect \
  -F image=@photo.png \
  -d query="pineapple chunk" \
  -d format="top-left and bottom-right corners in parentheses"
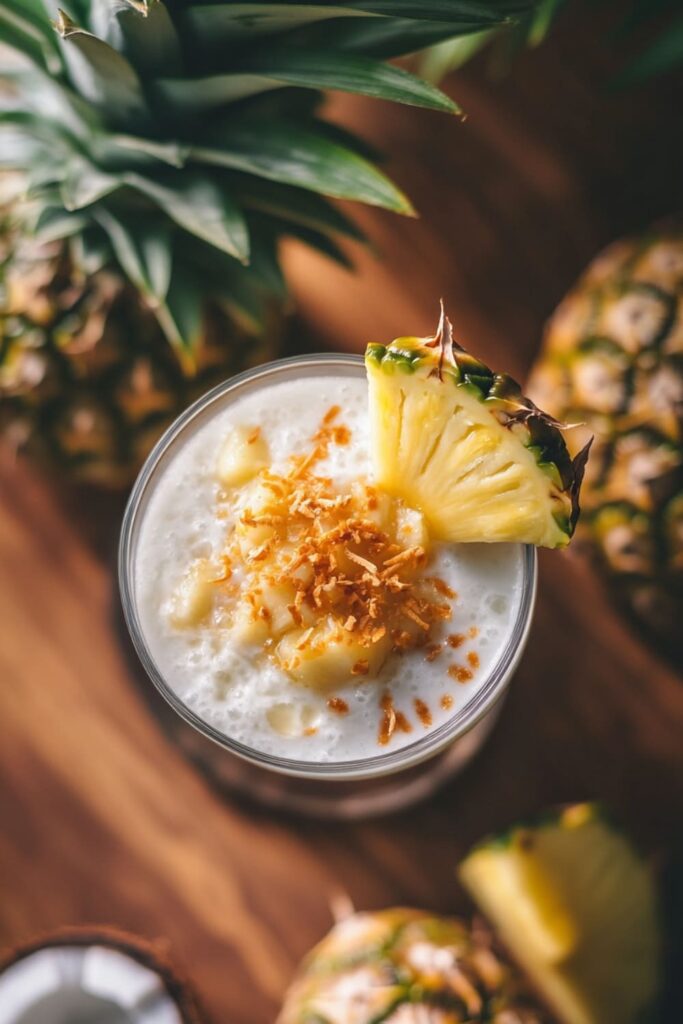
top-left (276, 617), bottom-right (390, 690)
top-left (231, 601), bottom-right (270, 645)
top-left (233, 582), bottom-right (297, 644)
top-left (216, 425), bottom-right (269, 486)
top-left (169, 561), bottom-right (215, 627)
top-left (351, 480), bottom-right (393, 531)
top-left (266, 702), bottom-right (320, 737)
top-left (234, 518), bottom-right (276, 560)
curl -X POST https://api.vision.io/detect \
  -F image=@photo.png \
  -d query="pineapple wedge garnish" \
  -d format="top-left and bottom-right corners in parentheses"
top-left (459, 803), bottom-right (661, 1024)
top-left (365, 305), bottom-right (591, 548)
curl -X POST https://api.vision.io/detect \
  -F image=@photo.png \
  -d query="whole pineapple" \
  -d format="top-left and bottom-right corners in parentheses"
top-left (278, 908), bottom-right (550, 1024)
top-left (0, 1), bottom-right (528, 486)
top-left (528, 228), bottom-right (683, 649)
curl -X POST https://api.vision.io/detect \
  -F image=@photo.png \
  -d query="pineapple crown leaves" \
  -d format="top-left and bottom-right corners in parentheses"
top-left (0, 0), bottom-right (535, 358)
top-left (420, 0), bottom-right (683, 86)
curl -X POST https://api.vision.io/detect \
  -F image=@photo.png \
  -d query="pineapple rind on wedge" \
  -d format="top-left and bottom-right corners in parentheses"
top-left (0, 0), bottom-right (532, 487)
top-left (458, 803), bottom-right (661, 1024)
top-left (278, 908), bottom-right (551, 1024)
top-left (365, 308), bottom-right (590, 548)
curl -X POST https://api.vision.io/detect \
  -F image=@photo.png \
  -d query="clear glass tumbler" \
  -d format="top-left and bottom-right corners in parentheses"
top-left (119, 354), bottom-right (537, 819)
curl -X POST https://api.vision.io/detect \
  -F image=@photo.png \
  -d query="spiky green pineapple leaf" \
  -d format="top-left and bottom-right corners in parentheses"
top-left (61, 155), bottom-right (122, 209)
top-left (123, 170), bottom-right (250, 263)
top-left (93, 134), bottom-right (189, 170)
top-left (54, 9), bottom-right (149, 127)
top-left (419, 30), bottom-right (494, 81)
top-left (230, 178), bottom-right (367, 242)
top-left (613, 13), bottom-right (683, 86)
top-left (69, 225), bottom-right (112, 275)
top-left (289, 16), bottom-right (491, 57)
top-left (230, 47), bottom-right (460, 112)
top-left (155, 260), bottom-right (205, 355)
top-left (182, 4), bottom-right (366, 45)
top-left (95, 207), bottom-right (172, 303)
top-left (34, 206), bottom-right (88, 244)
top-left (192, 119), bottom-right (414, 213)
top-left (0, 1), bottom-right (62, 73)
top-left (152, 74), bottom-right (282, 112)
top-left (342, 1), bottom-right (528, 20)
top-left (61, 154), bottom-right (125, 208)
top-left (155, 49), bottom-right (457, 114)
top-left (88, 0), bottom-right (182, 75)
top-left (2, 66), bottom-right (101, 141)
top-left (184, 2), bottom-right (531, 52)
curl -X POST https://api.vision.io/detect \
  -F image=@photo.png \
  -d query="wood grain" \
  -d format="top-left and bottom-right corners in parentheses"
top-left (1, 13), bottom-right (682, 1023)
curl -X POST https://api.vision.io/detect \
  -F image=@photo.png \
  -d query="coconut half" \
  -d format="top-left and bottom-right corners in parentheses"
top-left (0, 927), bottom-right (203, 1024)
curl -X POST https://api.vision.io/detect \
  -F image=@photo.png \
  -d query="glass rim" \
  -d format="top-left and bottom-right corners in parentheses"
top-left (119, 353), bottom-right (538, 781)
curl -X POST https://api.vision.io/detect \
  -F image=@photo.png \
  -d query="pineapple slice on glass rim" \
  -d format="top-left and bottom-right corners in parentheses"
top-left (365, 305), bottom-right (591, 548)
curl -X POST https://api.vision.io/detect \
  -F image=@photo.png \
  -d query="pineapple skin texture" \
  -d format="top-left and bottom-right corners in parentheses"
top-left (278, 908), bottom-right (550, 1024)
top-left (528, 228), bottom-right (683, 648)
top-left (0, 230), bottom-right (280, 488)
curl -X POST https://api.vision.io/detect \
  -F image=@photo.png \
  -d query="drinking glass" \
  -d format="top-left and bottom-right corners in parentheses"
top-left (119, 355), bottom-right (537, 819)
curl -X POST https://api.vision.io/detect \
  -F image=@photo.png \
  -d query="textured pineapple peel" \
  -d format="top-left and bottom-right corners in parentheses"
top-left (365, 306), bottom-right (591, 548)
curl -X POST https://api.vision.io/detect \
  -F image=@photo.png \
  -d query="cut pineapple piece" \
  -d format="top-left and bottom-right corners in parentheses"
top-left (276, 617), bottom-right (391, 690)
top-left (365, 306), bottom-right (590, 548)
top-left (233, 582), bottom-right (297, 643)
top-left (459, 803), bottom-right (660, 1024)
top-left (169, 560), bottom-right (215, 627)
top-left (267, 702), bottom-right (320, 737)
top-left (232, 601), bottom-right (270, 645)
top-left (234, 515), bottom-right (276, 560)
top-left (216, 424), bottom-right (269, 486)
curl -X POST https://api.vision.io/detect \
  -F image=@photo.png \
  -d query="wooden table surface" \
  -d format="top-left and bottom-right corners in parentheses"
top-left (1, 11), bottom-right (682, 1022)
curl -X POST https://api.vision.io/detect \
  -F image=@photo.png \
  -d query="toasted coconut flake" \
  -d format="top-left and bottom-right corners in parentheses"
top-left (414, 698), bottom-right (432, 727)
top-left (295, 627), bottom-right (315, 651)
top-left (378, 691), bottom-right (397, 744)
top-left (346, 549), bottom-right (378, 573)
top-left (323, 404), bottom-right (341, 425)
top-left (207, 407), bottom-right (458, 688)
top-left (449, 664), bottom-right (473, 684)
top-left (425, 642), bottom-right (443, 662)
top-left (287, 604), bottom-right (303, 627)
top-left (430, 578), bottom-right (456, 598)
top-left (402, 604), bottom-right (430, 630)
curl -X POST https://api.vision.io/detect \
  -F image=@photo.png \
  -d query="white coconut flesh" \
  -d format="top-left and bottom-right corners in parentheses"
top-left (0, 945), bottom-right (185, 1024)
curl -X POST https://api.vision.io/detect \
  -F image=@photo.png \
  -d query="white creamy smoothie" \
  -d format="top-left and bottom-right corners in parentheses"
top-left (134, 373), bottom-right (525, 763)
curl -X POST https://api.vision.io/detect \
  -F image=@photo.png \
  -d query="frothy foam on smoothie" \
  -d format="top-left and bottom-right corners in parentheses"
top-left (134, 375), bottom-right (525, 762)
